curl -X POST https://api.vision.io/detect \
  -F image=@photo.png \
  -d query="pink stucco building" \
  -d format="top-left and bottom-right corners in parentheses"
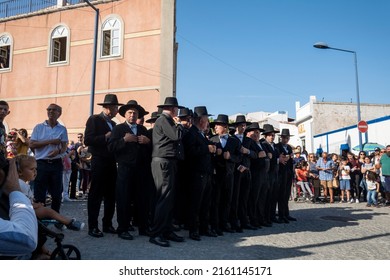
top-left (0, 0), bottom-right (177, 140)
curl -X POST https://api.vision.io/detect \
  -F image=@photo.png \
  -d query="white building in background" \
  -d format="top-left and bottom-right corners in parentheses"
top-left (295, 96), bottom-right (390, 155)
top-left (229, 111), bottom-right (300, 148)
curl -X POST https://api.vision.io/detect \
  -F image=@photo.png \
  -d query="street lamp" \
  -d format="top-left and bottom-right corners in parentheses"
top-left (84, 0), bottom-right (99, 116)
top-left (313, 42), bottom-right (363, 151)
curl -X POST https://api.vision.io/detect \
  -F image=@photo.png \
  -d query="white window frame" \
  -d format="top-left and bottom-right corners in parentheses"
top-left (0, 33), bottom-right (13, 72)
top-left (100, 15), bottom-right (124, 60)
top-left (48, 24), bottom-right (70, 66)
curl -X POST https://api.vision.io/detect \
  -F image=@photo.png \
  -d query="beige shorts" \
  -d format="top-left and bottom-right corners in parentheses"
top-left (320, 180), bottom-right (333, 189)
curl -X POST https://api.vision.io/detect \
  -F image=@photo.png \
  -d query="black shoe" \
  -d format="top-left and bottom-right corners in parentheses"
top-left (139, 228), bottom-right (150, 236)
top-left (221, 224), bottom-right (235, 233)
top-left (242, 224), bottom-right (258, 230)
top-left (200, 229), bottom-right (218, 237)
top-left (118, 231), bottom-right (134, 240)
top-left (235, 227), bottom-right (244, 233)
top-left (261, 222), bottom-right (272, 227)
top-left (213, 228), bottom-right (224, 236)
top-left (165, 232), bottom-right (185, 242)
top-left (189, 232), bottom-right (201, 241)
top-left (287, 216), bottom-right (297, 221)
top-left (103, 226), bottom-right (117, 234)
top-left (88, 227), bottom-right (104, 238)
top-left (128, 225), bottom-right (136, 232)
top-left (149, 236), bottom-right (170, 247)
top-left (272, 218), bottom-right (281, 224)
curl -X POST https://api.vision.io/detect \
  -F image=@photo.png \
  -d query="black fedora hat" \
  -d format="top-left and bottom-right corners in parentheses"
top-left (118, 100), bottom-right (145, 117)
top-left (145, 108), bottom-right (163, 123)
top-left (157, 97), bottom-right (184, 109)
top-left (245, 122), bottom-right (264, 133)
top-left (193, 106), bottom-right (212, 118)
top-left (178, 107), bottom-right (192, 118)
top-left (232, 115), bottom-right (251, 126)
top-left (279, 128), bottom-right (293, 137)
top-left (210, 114), bottom-right (229, 127)
top-left (262, 124), bottom-right (279, 135)
top-left (145, 111), bottom-right (159, 123)
top-left (97, 94), bottom-right (123, 106)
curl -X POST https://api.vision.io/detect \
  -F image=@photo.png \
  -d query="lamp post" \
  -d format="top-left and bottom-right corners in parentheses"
top-left (313, 42), bottom-right (363, 152)
top-left (84, 0), bottom-right (99, 116)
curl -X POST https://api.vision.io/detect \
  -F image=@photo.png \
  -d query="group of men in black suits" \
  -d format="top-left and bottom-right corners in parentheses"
top-left (84, 93), bottom-right (296, 247)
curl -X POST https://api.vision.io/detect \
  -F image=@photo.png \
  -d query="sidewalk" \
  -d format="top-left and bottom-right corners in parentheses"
top-left (48, 199), bottom-right (390, 260)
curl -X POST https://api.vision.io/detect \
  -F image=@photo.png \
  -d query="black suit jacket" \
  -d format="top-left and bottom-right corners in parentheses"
top-left (182, 125), bottom-right (214, 174)
top-left (275, 142), bottom-right (294, 175)
top-left (251, 141), bottom-right (270, 172)
top-left (108, 122), bottom-right (151, 166)
top-left (261, 139), bottom-right (280, 173)
top-left (233, 135), bottom-right (257, 169)
top-left (210, 134), bottom-right (242, 174)
top-left (84, 112), bottom-right (116, 160)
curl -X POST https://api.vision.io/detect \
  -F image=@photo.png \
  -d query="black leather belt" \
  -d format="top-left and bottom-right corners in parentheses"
top-left (38, 158), bottom-right (62, 164)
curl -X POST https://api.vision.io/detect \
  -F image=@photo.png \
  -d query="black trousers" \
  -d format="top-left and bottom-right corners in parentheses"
top-left (87, 156), bottom-right (117, 230)
top-left (69, 163), bottom-right (78, 199)
top-left (210, 166), bottom-right (234, 229)
top-left (269, 168), bottom-right (280, 221)
top-left (277, 169), bottom-right (293, 219)
top-left (34, 159), bottom-right (63, 213)
top-left (248, 167), bottom-right (267, 226)
top-left (187, 171), bottom-right (209, 233)
top-left (150, 157), bottom-right (177, 237)
top-left (231, 170), bottom-right (251, 227)
top-left (115, 164), bottom-right (136, 233)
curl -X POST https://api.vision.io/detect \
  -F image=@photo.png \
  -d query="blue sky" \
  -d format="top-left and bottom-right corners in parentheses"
top-left (175, 0), bottom-right (390, 119)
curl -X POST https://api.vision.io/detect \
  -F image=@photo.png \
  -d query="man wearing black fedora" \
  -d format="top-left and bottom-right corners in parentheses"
top-left (245, 123), bottom-right (271, 228)
top-left (276, 129), bottom-right (297, 223)
top-left (84, 93), bottom-right (123, 238)
top-left (230, 115), bottom-right (258, 232)
top-left (149, 97), bottom-right (185, 247)
top-left (260, 124), bottom-right (281, 225)
top-left (174, 107), bottom-right (193, 228)
top-left (108, 100), bottom-right (151, 240)
top-left (209, 114), bottom-right (242, 235)
top-left (182, 106), bottom-right (217, 240)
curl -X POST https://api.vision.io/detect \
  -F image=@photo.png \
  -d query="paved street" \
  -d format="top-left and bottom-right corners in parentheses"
top-left (47, 199), bottom-right (390, 260)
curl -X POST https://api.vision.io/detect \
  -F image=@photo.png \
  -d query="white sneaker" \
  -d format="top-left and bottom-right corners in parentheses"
top-left (350, 198), bottom-right (354, 203)
top-left (63, 196), bottom-right (72, 202)
top-left (355, 199), bottom-right (360, 203)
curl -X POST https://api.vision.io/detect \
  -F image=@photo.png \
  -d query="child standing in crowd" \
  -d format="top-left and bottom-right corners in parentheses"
top-left (295, 161), bottom-right (314, 201)
top-left (365, 171), bottom-right (380, 207)
top-left (339, 157), bottom-right (351, 203)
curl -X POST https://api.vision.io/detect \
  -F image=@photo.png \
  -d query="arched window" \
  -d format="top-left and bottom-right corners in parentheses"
top-left (0, 34), bottom-right (12, 71)
top-left (49, 25), bottom-right (70, 65)
top-left (101, 16), bottom-right (123, 58)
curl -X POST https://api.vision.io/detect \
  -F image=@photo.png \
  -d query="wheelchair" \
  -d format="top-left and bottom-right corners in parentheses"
top-left (38, 220), bottom-right (81, 260)
top-left (292, 180), bottom-right (315, 203)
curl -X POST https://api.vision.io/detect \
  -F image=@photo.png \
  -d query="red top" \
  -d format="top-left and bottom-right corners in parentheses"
top-left (296, 168), bottom-right (308, 182)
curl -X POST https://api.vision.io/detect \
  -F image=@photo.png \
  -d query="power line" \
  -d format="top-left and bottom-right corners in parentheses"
top-left (177, 34), bottom-right (303, 98)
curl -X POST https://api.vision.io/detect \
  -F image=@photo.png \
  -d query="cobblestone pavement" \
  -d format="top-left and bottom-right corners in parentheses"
top-left (46, 198), bottom-right (390, 260)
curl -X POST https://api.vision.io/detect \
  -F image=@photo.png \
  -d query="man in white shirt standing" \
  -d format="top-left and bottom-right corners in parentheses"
top-left (30, 104), bottom-right (68, 213)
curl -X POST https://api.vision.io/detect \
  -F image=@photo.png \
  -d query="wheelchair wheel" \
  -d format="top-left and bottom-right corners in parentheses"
top-left (50, 244), bottom-right (81, 260)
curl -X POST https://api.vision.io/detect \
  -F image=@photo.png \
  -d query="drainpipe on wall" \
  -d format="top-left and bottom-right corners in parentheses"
top-left (84, 0), bottom-right (99, 116)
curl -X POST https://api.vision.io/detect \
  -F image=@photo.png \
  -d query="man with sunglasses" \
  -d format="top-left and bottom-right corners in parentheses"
top-left (30, 104), bottom-right (68, 213)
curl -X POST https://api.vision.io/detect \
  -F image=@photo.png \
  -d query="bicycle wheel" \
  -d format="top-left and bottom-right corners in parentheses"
top-left (50, 244), bottom-right (81, 260)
